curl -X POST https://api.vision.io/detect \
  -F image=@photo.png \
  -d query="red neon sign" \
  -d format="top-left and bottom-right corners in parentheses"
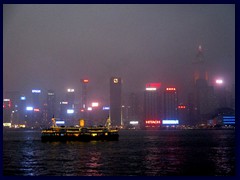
top-left (166, 88), bottom-right (176, 91)
top-left (178, 105), bottom-right (186, 109)
top-left (83, 79), bottom-right (89, 83)
top-left (146, 83), bottom-right (161, 89)
top-left (145, 120), bottom-right (161, 124)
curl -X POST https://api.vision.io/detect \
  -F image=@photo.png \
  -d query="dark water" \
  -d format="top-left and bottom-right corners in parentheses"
top-left (3, 129), bottom-right (235, 176)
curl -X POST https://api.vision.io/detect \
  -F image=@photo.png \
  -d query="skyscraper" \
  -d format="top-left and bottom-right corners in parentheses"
top-left (194, 79), bottom-right (215, 124)
top-left (31, 89), bottom-right (42, 109)
top-left (191, 45), bottom-right (215, 124)
top-left (144, 83), bottom-right (162, 129)
top-left (4, 91), bottom-right (20, 125)
top-left (110, 77), bottom-right (122, 126)
top-left (47, 90), bottom-right (56, 123)
top-left (80, 79), bottom-right (89, 110)
top-left (79, 79), bottom-right (89, 121)
top-left (163, 88), bottom-right (178, 120)
top-left (66, 88), bottom-right (75, 109)
top-left (193, 45), bottom-right (208, 83)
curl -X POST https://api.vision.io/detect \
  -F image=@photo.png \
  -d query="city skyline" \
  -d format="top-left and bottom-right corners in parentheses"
top-left (3, 4), bottom-right (235, 104)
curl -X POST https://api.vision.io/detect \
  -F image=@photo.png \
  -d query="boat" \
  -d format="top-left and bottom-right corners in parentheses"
top-left (41, 117), bottom-right (119, 142)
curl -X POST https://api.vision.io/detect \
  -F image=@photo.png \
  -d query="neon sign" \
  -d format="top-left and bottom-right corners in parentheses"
top-left (146, 83), bottom-right (161, 88)
top-left (83, 79), bottom-right (89, 83)
top-left (145, 120), bottom-right (161, 124)
top-left (92, 102), bottom-right (99, 107)
top-left (32, 90), bottom-right (41, 93)
top-left (178, 105), bottom-right (186, 109)
top-left (162, 120), bottom-right (179, 125)
top-left (146, 87), bottom-right (157, 91)
top-left (166, 88), bottom-right (176, 91)
top-left (67, 109), bottom-right (74, 114)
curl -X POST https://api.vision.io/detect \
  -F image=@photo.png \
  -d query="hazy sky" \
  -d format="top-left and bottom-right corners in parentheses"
top-left (3, 4), bottom-right (235, 103)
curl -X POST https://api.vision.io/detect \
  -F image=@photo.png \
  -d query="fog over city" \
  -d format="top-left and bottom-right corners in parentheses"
top-left (3, 5), bottom-right (236, 176)
top-left (3, 4), bottom-right (235, 104)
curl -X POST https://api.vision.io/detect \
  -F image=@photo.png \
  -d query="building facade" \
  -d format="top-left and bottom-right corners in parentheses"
top-left (163, 87), bottom-right (178, 120)
top-left (143, 83), bottom-right (162, 129)
top-left (110, 77), bottom-right (122, 127)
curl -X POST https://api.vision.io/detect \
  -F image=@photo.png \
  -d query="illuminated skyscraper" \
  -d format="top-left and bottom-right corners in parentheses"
top-left (66, 88), bottom-right (75, 109)
top-left (193, 45), bottom-right (208, 82)
top-left (19, 95), bottom-right (27, 125)
top-left (81, 79), bottom-right (89, 109)
top-left (31, 89), bottom-right (42, 128)
top-left (4, 91), bottom-right (20, 124)
top-left (47, 90), bottom-right (56, 122)
top-left (110, 77), bottom-right (122, 126)
top-left (214, 79), bottom-right (227, 108)
top-left (194, 79), bottom-right (215, 124)
top-left (163, 88), bottom-right (178, 120)
top-left (191, 45), bottom-right (215, 124)
top-left (3, 98), bottom-right (12, 123)
top-left (32, 89), bottom-right (42, 109)
top-left (144, 83), bottom-right (162, 128)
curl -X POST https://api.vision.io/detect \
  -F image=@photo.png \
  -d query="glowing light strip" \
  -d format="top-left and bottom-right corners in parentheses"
top-left (145, 120), bottom-right (161, 124)
top-left (162, 120), bottom-right (179, 125)
top-left (32, 90), bottom-right (41, 93)
top-left (146, 87), bottom-right (157, 91)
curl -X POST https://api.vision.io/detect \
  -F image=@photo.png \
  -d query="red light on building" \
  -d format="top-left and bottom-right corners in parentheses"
top-left (34, 108), bottom-right (40, 112)
top-left (166, 88), bottom-right (176, 91)
top-left (178, 105), bottom-right (186, 109)
top-left (146, 83), bottom-right (161, 89)
top-left (83, 79), bottom-right (89, 83)
top-left (145, 120), bottom-right (161, 124)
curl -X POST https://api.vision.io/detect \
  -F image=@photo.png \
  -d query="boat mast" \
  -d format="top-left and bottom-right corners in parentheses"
top-left (105, 116), bottom-right (111, 129)
top-left (51, 115), bottom-right (57, 127)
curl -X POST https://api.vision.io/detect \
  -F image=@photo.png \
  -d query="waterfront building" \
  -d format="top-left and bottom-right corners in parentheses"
top-left (31, 89), bottom-right (42, 109)
top-left (18, 95), bottom-right (27, 125)
top-left (45, 90), bottom-right (56, 125)
top-left (31, 89), bottom-right (42, 128)
top-left (66, 88), bottom-right (75, 109)
top-left (110, 77), bottom-right (122, 127)
top-left (122, 92), bottom-right (141, 128)
top-left (80, 79), bottom-right (89, 109)
top-left (3, 98), bottom-right (12, 124)
top-left (177, 104), bottom-right (188, 125)
top-left (4, 91), bottom-right (21, 125)
top-left (78, 79), bottom-right (89, 121)
top-left (163, 87), bottom-right (178, 121)
top-left (143, 83), bottom-right (162, 128)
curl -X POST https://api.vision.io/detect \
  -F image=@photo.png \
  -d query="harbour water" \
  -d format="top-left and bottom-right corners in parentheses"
top-left (3, 129), bottom-right (235, 176)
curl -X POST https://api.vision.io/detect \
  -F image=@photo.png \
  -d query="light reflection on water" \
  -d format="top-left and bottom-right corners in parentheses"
top-left (3, 129), bottom-right (235, 176)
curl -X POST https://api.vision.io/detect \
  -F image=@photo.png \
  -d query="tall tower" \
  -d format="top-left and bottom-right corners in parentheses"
top-left (31, 89), bottom-right (42, 128)
top-left (47, 90), bottom-right (56, 122)
top-left (110, 77), bottom-right (122, 127)
top-left (191, 45), bottom-right (214, 124)
top-left (31, 89), bottom-right (42, 109)
top-left (193, 45), bottom-right (208, 82)
top-left (144, 83), bottom-right (162, 129)
top-left (66, 88), bottom-right (75, 109)
top-left (163, 87), bottom-right (178, 120)
top-left (80, 79), bottom-right (89, 110)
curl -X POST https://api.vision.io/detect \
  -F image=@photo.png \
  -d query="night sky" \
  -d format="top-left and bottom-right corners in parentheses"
top-left (3, 4), bottom-right (235, 104)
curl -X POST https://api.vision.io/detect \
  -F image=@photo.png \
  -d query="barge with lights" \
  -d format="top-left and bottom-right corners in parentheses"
top-left (41, 117), bottom-right (119, 142)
